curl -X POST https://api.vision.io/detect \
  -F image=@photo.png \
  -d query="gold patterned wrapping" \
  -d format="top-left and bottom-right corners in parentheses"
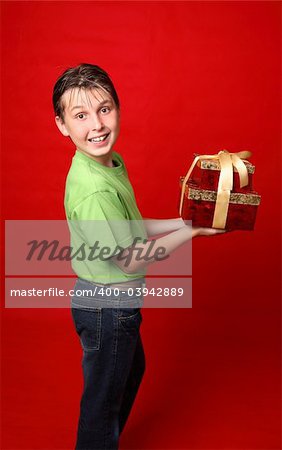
top-left (187, 187), bottom-right (261, 206)
top-left (199, 159), bottom-right (255, 174)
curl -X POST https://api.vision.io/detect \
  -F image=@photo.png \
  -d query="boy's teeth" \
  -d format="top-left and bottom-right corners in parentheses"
top-left (90, 134), bottom-right (108, 142)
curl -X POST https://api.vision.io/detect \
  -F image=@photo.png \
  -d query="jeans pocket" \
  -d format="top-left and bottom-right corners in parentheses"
top-left (72, 307), bottom-right (102, 352)
top-left (118, 308), bottom-right (142, 330)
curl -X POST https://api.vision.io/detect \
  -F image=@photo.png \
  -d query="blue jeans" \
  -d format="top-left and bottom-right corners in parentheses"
top-left (71, 278), bottom-right (145, 450)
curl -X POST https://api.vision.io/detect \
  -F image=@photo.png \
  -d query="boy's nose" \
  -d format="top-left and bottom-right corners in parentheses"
top-left (92, 115), bottom-right (103, 131)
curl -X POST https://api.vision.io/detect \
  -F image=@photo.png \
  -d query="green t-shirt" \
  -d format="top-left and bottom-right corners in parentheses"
top-left (64, 150), bottom-right (147, 283)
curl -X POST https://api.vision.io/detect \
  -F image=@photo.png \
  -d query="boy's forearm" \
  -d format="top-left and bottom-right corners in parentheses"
top-left (143, 218), bottom-right (186, 236)
top-left (113, 225), bottom-right (198, 274)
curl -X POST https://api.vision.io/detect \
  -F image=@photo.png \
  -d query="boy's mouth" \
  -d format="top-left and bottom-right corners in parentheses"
top-left (88, 133), bottom-right (110, 143)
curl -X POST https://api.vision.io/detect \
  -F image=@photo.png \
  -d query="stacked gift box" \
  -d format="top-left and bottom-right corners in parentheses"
top-left (179, 150), bottom-right (261, 231)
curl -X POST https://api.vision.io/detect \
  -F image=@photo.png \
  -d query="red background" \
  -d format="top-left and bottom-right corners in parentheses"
top-left (1, 1), bottom-right (281, 449)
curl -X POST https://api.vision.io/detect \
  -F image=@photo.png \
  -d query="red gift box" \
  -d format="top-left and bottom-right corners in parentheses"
top-left (190, 156), bottom-right (255, 193)
top-left (179, 150), bottom-right (261, 231)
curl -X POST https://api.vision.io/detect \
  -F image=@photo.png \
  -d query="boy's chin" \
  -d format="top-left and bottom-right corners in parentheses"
top-left (78, 146), bottom-right (113, 159)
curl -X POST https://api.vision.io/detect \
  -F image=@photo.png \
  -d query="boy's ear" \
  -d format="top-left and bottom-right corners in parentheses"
top-left (55, 116), bottom-right (69, 137)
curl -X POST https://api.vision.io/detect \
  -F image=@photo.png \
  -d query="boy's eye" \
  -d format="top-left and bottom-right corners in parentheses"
top-left (76, 113), bottom-right (86, 120)
top-left (100, 106), bottom-right (110, 114)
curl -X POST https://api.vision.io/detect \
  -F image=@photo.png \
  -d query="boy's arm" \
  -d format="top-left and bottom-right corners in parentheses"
top-left (111, 224), bottom-right (224, 275)
top-left (143, 218), bottom-right (186, 236)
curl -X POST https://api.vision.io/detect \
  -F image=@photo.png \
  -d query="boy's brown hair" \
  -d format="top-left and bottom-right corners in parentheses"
top-left (53, 63), bottom-right (120, 120)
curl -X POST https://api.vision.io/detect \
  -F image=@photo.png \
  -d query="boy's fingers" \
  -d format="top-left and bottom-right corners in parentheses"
top-left (203, 228), bottom-right (226, 235)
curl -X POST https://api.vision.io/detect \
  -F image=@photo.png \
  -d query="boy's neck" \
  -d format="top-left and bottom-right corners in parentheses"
top-left (77, 149), bottom-right (115, 168)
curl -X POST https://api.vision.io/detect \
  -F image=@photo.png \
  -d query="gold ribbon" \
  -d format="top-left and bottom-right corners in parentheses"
top-left (179, 150), bottom-right (252, 229)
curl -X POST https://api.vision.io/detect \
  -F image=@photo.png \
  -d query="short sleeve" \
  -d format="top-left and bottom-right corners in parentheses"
top-left (69, 191), bottom-right (134, 257)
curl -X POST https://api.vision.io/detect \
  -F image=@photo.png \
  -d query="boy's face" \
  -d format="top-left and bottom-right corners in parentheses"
top-left (55, 87), bottom-right (120, 165)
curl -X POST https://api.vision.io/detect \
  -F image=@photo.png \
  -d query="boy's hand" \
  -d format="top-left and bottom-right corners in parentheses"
top-left (193, 226), bottom-right (226, 237)
top-left (183, 220), bottom-right (226, 236)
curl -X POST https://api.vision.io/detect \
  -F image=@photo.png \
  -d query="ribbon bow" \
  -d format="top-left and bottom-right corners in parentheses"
top-left (179, 150), bottom-right (252, 229)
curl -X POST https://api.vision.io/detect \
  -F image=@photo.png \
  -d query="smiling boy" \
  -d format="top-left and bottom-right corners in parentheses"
top-left (53, 63), bottom-right (222, 450)
top-left (55, 87), bottom-right (119, 166)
